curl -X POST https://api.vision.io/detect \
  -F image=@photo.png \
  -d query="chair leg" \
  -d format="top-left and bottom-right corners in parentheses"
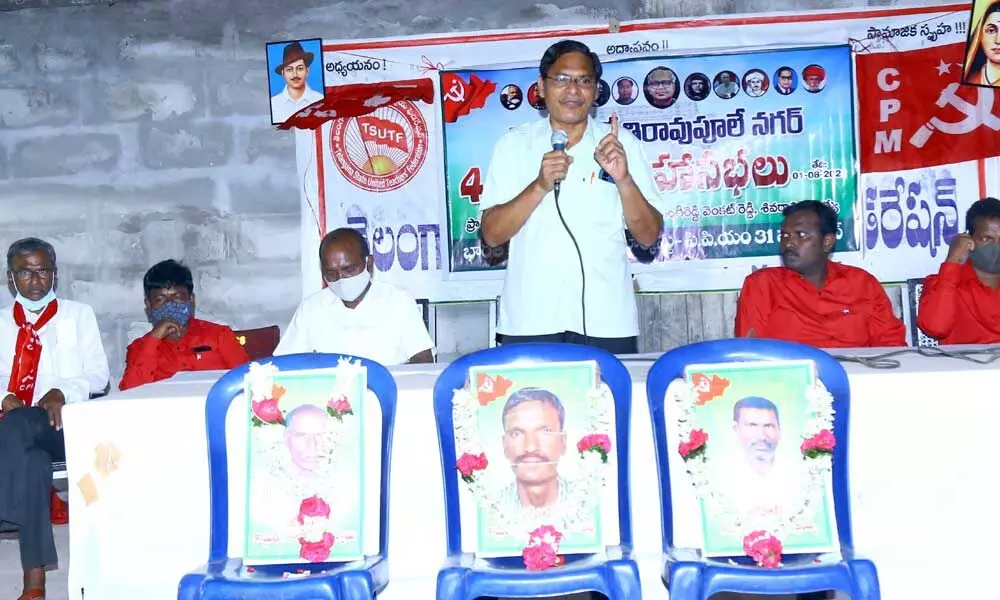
top-left (667, 562), bottom-right (704, 599)
top-left (848, 560), bottom-right (881, 600)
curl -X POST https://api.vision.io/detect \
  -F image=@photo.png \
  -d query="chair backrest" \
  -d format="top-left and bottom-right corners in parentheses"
top-left (203, 353), bottom-right (397, 563)
top-left (233, 325), bottom-right (281, 361)
top-left (905, 278), bottom-right (939, 348)
top-left (431, 342), bottom-right (634, 556)
top-left (645, 338), bottom-right (854, 553)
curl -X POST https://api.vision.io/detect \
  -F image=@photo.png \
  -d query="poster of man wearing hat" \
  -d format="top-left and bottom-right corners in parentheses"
top-left (267, 38), bottom-right (325, 125)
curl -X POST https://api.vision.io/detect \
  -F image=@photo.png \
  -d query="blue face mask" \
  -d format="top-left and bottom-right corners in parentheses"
top-left (10, 278), bottom-right (56, 312)
top-left (149, 300), bottom-right (193, 328)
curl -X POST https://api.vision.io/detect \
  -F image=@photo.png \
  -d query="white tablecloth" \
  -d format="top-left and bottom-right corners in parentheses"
top-left (62, 352), bottom-right (1000, 599)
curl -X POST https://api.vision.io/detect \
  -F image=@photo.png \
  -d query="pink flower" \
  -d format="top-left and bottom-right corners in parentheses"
top-left (801, 429), bottom-right (836, 458)
top-left (523, 543), bottom-right (562, 570)
top-left (251, 398), bottom-right (284, 425)
top-left (456, 452), bottom-right (489, 483)
top-left (576, 433), bottom-right (612, 463)
top-left (678, 429), bottom-right (708, 459)
top-left (297, 496), bottom-right (331, 524)
top-left (528, 524), bottom-right (564, 547)
top-left (326, 396), bottom-right (354, 420)
top-left (743, 530), bottom-right (783, 568)
top-left (298, 532), bottom-right (335, 562)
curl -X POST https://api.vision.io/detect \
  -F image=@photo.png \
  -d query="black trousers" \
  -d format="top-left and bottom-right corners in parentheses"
top-left (0, 407), bottom-right (64, 570)
top-left (497, 331), bottom-right (638, 355)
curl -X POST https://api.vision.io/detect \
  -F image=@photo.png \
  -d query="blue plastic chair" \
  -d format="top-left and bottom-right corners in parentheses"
top-left (432, 342), bottom-right (642, 600)
top-left (645, 339), bottom-right (880, 599)
top-left (178, 353), bottom-right (398, 600)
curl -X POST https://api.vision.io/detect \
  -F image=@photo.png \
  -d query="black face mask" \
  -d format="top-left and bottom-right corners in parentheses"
top-left (969, 243), bottom-right (1000, 274)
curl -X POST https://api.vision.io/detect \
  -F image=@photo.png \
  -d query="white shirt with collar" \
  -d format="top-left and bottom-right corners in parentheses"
top-left (479, 116), bottom-right (661, 338)
top-left (270, 85), bottom-right (324, 123)
top-left (0, 298), bottom-right (110, 405)
top-left (274, 280), bottom-right (435, 366)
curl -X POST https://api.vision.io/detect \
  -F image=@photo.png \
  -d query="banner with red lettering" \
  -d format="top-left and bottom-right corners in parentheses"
top-left (293, 3), bottom-right (998, 301)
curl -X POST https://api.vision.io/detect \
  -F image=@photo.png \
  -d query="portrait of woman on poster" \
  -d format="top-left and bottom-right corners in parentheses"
top-left (963, 0), bottom-right (1000, 87)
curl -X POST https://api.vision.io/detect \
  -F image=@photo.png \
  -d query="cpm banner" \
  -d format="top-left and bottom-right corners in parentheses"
top-left (442, 45), bottom-right (857, 274)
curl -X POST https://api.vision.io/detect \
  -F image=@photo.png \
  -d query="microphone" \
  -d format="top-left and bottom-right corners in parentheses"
top-left (551, 129), bottom-right (569, 195)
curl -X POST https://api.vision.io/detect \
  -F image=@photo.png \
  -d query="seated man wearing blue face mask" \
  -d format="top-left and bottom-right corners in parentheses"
top-left (119, 259), bottom-right (249, 391)
top-left (275, 228), bottom-right (435, 364)
top-left (0, 237), bottom-right (110, 600)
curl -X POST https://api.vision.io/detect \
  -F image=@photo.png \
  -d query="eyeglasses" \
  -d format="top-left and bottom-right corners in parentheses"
top-left (11, 268), bottom-right (55, 281)
top-left (545, 74), bottom-right (596, 88)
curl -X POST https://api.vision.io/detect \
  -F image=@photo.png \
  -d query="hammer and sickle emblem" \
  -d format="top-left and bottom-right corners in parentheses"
top-left (909, 82), bottom-right (1000, 148)
top-left (444, 78), bottom-right (466, 104)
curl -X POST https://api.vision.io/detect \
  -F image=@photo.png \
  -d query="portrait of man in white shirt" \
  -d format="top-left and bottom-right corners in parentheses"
top-left (269, 39), bottom-right (325, 125)
top-left (478, 39), bottom-right (664, 355)
top-left (275, 227), bottom-right (434, 365)
top-left (716, 396), bottom-right (805, 520)
top-left (0, 237), bottom-right (110, 599)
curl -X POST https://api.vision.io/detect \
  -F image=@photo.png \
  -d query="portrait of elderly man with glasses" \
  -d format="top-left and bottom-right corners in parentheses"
top-left (477, 39), bottom-right (664, 356)
top-left (0, 237), bottom-right (110, 600)
top-left (275, 227), bottom-right (435, 365)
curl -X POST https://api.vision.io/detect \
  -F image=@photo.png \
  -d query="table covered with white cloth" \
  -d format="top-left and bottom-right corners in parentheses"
top-left (62, 350), bottom-right (1000, 599)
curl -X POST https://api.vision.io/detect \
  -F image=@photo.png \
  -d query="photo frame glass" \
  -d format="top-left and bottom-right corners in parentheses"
top-left (243, 365), bottom-right (367, 565)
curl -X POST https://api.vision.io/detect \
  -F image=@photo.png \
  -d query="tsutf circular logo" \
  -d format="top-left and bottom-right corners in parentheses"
top-left (329, 100), bottom-right (428, 193)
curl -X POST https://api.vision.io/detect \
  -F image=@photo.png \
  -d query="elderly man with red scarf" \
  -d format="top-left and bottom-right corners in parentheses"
top-left (0, 237), bottom-right (110, 600)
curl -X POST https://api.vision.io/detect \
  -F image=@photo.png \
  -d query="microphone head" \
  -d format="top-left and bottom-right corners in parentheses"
top-left (551, 129), bottom-right (569, 151)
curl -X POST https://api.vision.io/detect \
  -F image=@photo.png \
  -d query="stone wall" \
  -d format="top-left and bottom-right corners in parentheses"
top-left (0, 0), bottom-right (932, 380)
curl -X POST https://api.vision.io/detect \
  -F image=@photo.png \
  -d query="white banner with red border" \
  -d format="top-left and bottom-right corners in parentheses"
top-left (290, 3), bottom-right (999, 301)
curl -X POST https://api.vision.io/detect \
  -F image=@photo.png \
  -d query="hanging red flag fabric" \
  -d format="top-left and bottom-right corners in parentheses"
top-left (441, 73), bottom-right (496, 123)
top-left (277, 77), bottom-right (436, 130)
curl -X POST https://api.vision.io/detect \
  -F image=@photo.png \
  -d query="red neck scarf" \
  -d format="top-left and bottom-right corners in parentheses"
top-left (7, 300), bottom-right (59, 405)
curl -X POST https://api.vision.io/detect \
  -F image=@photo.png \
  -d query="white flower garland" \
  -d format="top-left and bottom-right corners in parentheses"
top-left (668, 377), bottom-right (835, 542)
top-left (246, 358), bottom-right (365, 496)
top-left (451, 382), bottom-right (614, 537)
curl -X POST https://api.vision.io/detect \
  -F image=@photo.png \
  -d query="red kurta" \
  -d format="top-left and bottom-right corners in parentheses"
top-left (735, 262), bottom-right (906, 348)
top-left (917, 261), bottom-right (1000, 345)
top-left (119, 318), bottom-right (249, 391)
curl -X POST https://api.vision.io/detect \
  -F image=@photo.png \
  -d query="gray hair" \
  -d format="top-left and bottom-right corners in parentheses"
top-left (7, 237), bottom-right (57, 270)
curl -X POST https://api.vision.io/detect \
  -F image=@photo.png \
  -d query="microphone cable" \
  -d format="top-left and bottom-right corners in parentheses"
top-left (553, 184), bottom-right (588, 344)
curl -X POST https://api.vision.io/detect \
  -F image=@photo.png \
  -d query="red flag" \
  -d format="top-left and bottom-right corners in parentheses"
top-left (277, 77), bottom-right (435, 130)
top-left (357, 116), bottom-right (409, 153)
top-left (857, 42), bottom-right (1000, 173)
top-left (441, 73), bottom-right (496, 123)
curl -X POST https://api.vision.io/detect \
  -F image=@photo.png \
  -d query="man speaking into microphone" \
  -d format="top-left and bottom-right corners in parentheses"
top-left (478, 40), bottom-right (663, 354)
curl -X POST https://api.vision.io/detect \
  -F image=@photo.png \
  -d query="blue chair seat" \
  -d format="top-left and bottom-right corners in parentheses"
top-left (179, 556), bottom-right (388, 600)
top-left (432, 343), bottom-right (642, 600)
top-left (646, 339), bottom-right (880, 600)
top-left (438, 546), bottom-right (640, 599)
top-left (664, 548), bottom-right (878, 598)
top-left (176, 353), bottom-right (398, 600)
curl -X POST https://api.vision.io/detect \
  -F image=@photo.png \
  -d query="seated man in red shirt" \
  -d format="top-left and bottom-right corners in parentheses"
top-left (736, 200), bottom-right (906, 348)
top-left (918, 197), bottom-right (1000, 344)
top-left (119, 260), bottom-right (249, 390)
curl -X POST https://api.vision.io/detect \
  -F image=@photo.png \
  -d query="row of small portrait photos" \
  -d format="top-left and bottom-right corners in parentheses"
top-left (499, 65), bottom-right (828, 111)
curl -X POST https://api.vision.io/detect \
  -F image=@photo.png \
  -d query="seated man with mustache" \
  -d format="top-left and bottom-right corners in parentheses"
top-left (498, 387), bottom-right (570, 516)
top-left (735, 200), bottom-right (905, 347)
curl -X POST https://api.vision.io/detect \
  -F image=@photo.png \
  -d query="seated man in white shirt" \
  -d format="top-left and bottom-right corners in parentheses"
top-left (478, 39), bottom-right (663, 355)
top-left (0, 237), bottom-right (110, 600)
top-left (275, 228), bottom-right (434, 365)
